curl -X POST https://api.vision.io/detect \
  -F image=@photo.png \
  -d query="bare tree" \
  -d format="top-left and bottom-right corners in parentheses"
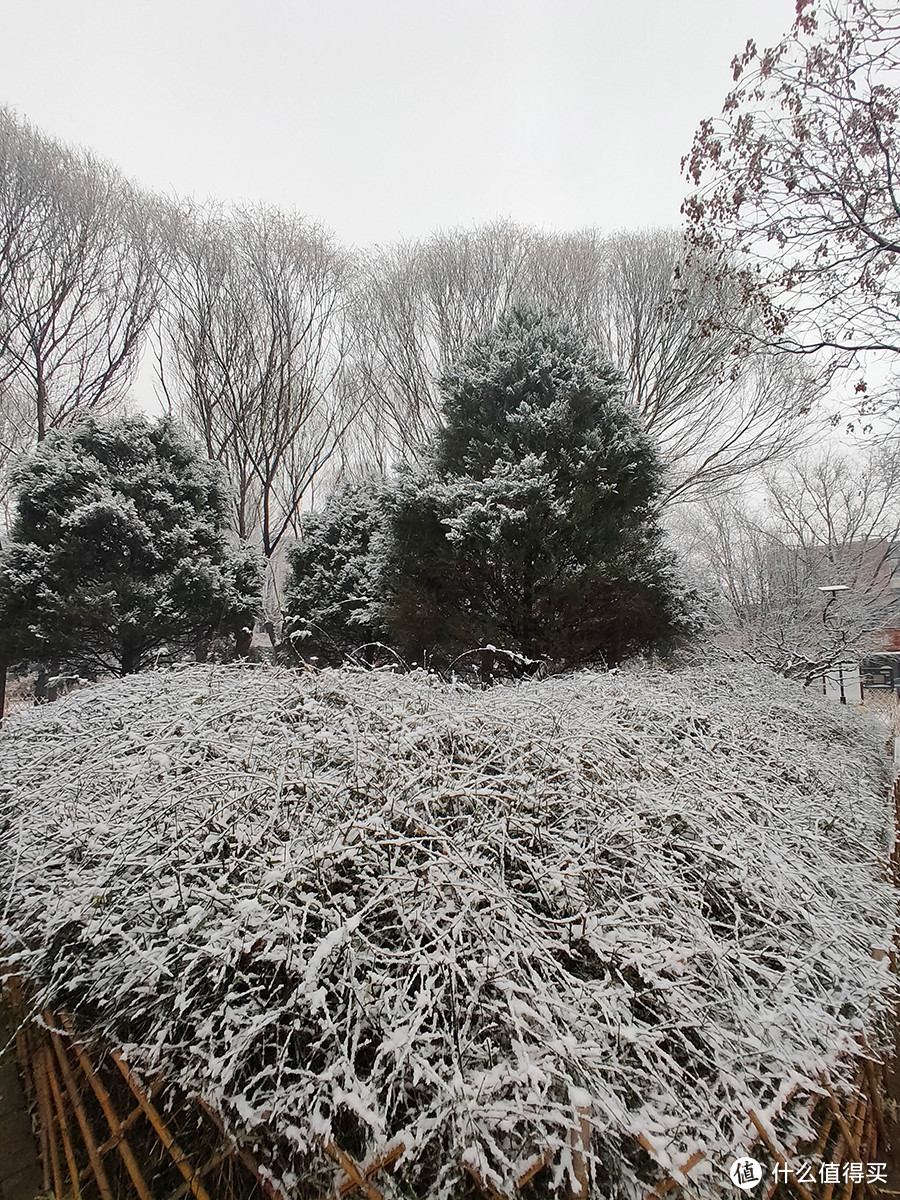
top-left (0, 386), bottom-right (30, 535)
top-left (0, 107), bottom-right (160, 444)
top-left (354, 222), bottom-right (821, 501)
top-left (161, 203), bottom-right (356, 562)
top-left (352, 221), bottom-right (530, 453)
top-left (679, 446), bottom-right (900, 681)
top-left (0, 110), bottom-right (162, 717)
top-left (683, 0), bottom-right (900, 412)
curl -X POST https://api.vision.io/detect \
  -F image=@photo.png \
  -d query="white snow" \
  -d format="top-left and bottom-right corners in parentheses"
top-left (0, 660), bottom-right (894, 1198)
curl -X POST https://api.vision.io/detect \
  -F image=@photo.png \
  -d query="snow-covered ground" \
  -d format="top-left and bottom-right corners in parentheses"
top-left (0, 662), bottom-right (894, 1198)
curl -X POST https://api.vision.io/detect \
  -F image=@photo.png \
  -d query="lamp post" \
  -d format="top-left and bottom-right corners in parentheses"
top-left (818, 584), bottom-right (850, 703)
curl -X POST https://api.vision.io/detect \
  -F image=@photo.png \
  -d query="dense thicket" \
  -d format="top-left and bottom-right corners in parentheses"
top-left (0, 416), bottom-right (260, 676)
top-left (0, 663), bottom-right (891, 1200)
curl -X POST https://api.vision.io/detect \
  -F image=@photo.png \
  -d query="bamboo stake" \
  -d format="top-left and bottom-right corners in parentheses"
top-left (852, 1094), bottom-right (868, 1169)
top-left (337, 1144), bottom-right (405, 1198)
top-left (821, 1132), bottom-right (845, 1200)
top-left (516, 1145), bottom-right (554, 1190)
top-left (33, 1040), bottom-right (64, 1200)
top-left (861, 1056), bottom-right (887, 1150)
top-left (91, 1088), bottom-right (162, 1169)
top-left (46, 1013), bottom-right (116, 1200)
top-left (44, 1037), bottom-right (84, 1200)
top-left (815, 1114), bottom-right (838, 1163)
top-left (166, 1147), bottom-right (232, 1200)
top-left (460, 1159), bottom-right (506, 1200)
top-left (111, 1049), bottom-right (213, 1200)
top-left (194, 1093), bottom-right (291, 1200)
top-left (569, 1104), bottom-right (591, 1199)
top-left (823, 1082), bottom-right (863, 1161)
top-left (322, 1139), bottom-right (385, 1200)
top-left (823, 1094), bottom-right (862, 1200)
top-left (747, 1110), bottom-right (814, 1200)
top-left (2, 975), bottom-right (49, 1190)
top-left (55, 1012), bottom-right (155, 1200)
top-left (18, 1014), bottom-right (52, 1194)
top-left (837, 1094), bottom-right (865, 1200)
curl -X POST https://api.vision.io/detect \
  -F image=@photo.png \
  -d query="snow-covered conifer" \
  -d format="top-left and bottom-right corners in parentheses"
top-left (380, 309), bottom-right (699, 667)
top-left (0, 415), bottom-right (261, 676)
top-left (283, 476), bottom-right (388, 664)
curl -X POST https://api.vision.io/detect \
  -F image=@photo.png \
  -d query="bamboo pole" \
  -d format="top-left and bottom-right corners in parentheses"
top-left (337, 1144), bottom-right (405, 1198)
top-left (110, 1049), bottom-right (213, 1200)
top-left (2, 975), bottom-right (47, 1188)
top-left (516, 1145), bottom-right (554, 1190)
top-left (821, 1134), bottom-right (845, 1200)
top-left (569, 1104), bottom-right (591, 1199)
top-left (91, 1090), bottom-right (161, 1169)
top-left (166, 1147), bottom-right (231, 1200)
top-left (822, 1094), bottom-right (861, 1200)
top-left (823, 1082), bottom-right (863, 1162)
top-left (460, 1159), bottom-right (506, 1200)
top-left (861, 1056), bottom-right (887, 1151)
top-left (747, 1110), bottom-right (814, 1200)
top-left (44, 1037), bottom-right (84, 1200)
top-left (194, 1093), bottom-right (291, 1200)
top-left (46, 1013), bottom-right (116, 1200)
top-left (33, 1041), bottom-right (64, 1200)
top-left (16, 1011), bottom-right (52, 1194)
top-left (55, 1012), bottom-right (155, 1200)
top-left (322, 1139), bottom-right (386, 1200)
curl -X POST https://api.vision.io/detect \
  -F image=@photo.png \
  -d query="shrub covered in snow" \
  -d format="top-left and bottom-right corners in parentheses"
top-left (0, 415), bottom-right (261, 675)
top-left (0, 662), bottom-right (894, 1198)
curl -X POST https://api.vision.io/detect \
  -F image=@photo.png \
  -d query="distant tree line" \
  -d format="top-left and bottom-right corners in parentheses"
top-left (8, 35), bottom-right (898, 703)
top-left (0, 107), bottom-right (823, 532)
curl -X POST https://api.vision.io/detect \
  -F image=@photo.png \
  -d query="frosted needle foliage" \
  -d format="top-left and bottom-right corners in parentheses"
top-left (0, 663), bottom-right (894, 1198)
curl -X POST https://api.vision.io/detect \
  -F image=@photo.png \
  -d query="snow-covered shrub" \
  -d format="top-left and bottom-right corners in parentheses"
top-left (0, 662), bottom-right (893, 1199)
top-left (0, 415), bottom-right (261, 676)
top-left (379, 310), bottom-right (701, 668)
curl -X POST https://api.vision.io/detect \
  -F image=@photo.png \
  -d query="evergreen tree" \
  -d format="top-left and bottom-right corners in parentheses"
top-left (379, 309), bottom-right (698, 667)
top-left (0, 415), bottom-right (261, 677)
top-left (283, 477), bottom-right (387, 665)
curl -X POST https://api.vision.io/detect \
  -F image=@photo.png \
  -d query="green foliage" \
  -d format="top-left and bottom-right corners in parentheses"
top-left (0, 415), bottom-right (261, 676)
top-left (379, 309), bottom-right (699, 667)
top-left (283, 477), bottom-right (387, 665)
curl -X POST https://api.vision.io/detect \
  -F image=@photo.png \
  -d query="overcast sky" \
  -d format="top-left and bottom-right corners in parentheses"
top-left (5, 0), bottom-right (796, 250)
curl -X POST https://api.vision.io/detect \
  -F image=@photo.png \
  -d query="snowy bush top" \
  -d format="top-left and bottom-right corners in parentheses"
top-left (0, 663), bottom-right (894, 1199)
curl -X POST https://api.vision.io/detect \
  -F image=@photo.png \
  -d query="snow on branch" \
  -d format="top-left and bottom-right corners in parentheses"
top-left (0, 662), bottom-right (894, 1198)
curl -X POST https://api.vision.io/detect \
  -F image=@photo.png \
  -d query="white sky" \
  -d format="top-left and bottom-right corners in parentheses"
top-left (4, 0), bottom-right (796, 250)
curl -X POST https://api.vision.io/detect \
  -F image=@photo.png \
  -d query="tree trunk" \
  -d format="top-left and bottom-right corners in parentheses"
top-left (0, 662), bottom-right (6, 722)
top-left (120, 642), bottom-right (141, 674)
top-left (35, 355), bottom-right (48, 443)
